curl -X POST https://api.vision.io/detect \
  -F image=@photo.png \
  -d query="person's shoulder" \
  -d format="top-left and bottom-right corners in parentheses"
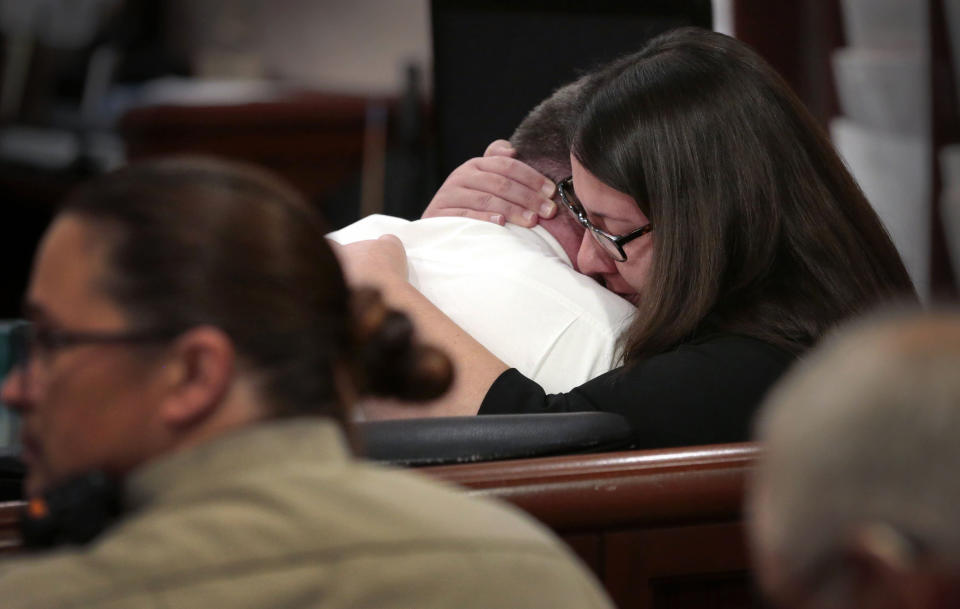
top-left (678, 333), bottom-right (796, 364)
top-left (276, 460), bottom-right (615, 608)
top-left (592, 333), bottom-right (795, 390)
top-left (623, 333), bottom-right (797, 398)
top-left (636, 333), bottom-right (796, 381)
top-left (0, 545), bottom-right (118, 608)
top-left (330, 463), bottom-right (613, 608)
top-left (326, 214), bottom-right (412, 244)
top-left (406, 219), bottom-right (634, 316)
top-left (339, 461), bottom-right (567, 545)
top-left (0, 461), bottom-right (612, 609)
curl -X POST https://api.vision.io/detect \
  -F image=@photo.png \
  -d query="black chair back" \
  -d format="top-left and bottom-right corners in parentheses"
top-left (430, 0), bottom-right (713, 178)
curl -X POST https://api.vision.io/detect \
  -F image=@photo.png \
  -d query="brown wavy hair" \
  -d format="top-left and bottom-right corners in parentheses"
top-left (572, 27), bottom-right (917, 363)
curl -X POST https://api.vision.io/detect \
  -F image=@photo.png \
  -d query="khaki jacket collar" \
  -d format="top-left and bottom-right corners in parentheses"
top-left (124, 418), bottom-right (351, 512)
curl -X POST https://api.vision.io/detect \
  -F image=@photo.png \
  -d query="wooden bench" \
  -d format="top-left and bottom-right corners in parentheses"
top-left (424, 442), bottom-right (760, 609)
top-left (0, 501), bottom-right (21, 555)
top-left (0, 442), bottom-right (759, 608)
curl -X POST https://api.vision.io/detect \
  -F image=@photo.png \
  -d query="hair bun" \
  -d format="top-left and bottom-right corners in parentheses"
top-left (352, 288), bottom-right (454, 402)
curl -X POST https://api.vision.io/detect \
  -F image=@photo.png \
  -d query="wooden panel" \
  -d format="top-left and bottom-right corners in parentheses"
top-left (732, 0), bottom-right (844, 128)
top-left (734, 0), bottom-right (958, 299)
top-left (0, 501), bottom-right (23, 554)
top-left (119, 92), bottom-right (398, 227)
top-left (929, 0), bottom-right (960, 297)
top-left (427, 443), bottom-right (759, 609)
top-left (604, 522), bottom-right (751, 609)
top-left (562, 532), bottom-right (603, 579)
top-left (426, 443), bottom-right (758, 532)
top-left (649, 571), bottom-right (755, 609)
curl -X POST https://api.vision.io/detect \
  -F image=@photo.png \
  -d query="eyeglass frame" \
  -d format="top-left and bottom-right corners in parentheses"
top-left (556, 176), bottom-right (652, 262)
top-left (5, 321), bottom-right (180, 381)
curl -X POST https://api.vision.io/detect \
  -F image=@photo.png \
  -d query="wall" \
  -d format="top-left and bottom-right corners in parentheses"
top-left (168, 0), bottom-right (431, 95)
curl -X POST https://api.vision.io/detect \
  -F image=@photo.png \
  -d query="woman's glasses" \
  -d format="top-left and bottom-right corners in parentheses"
top-left (556, 176), bottom-right (651, 262)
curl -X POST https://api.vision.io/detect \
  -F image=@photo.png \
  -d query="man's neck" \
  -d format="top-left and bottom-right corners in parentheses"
top-left (539, 214), bottom-right (584, 271)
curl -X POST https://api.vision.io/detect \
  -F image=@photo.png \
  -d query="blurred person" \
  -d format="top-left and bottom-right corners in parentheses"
top-left (329, 75), bottom-right (634, 395)
top-left (749, 310), bottom-right (960, 609)
top-left (0, 156), bottom-right (614, 609)
top-left (340, 28), bottom-right (916, 447)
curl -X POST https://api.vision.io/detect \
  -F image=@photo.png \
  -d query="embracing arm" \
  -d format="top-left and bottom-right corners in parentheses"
top-left (422, 140), bottom-right (558, 226)
top-left (332, 235), bottom-right (508, 417)
top-left (333, 141), bottom-right (558, 416)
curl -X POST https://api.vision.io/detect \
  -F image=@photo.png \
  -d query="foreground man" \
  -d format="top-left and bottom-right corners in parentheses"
top-left (0, 157), bottom-right (613, 609)
top-left (749, 311), bottom-right (960, 609)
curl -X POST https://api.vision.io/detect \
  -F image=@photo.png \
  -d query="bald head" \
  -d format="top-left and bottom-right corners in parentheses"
top-left (749, 310), bottom-right (960, 608)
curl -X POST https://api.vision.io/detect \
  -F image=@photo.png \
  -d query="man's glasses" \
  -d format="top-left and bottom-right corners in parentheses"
top-left (556, 176), bottom-right (652, 262)
top-left (6, 322), bottom-right (178, 376)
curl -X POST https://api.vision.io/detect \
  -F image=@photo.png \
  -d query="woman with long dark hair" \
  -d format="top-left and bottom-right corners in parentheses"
top-left (341, 27), bottom-right (916, 447)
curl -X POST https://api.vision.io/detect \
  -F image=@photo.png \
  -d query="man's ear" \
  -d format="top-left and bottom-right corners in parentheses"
top-left (159, 326), bottom-right (235, 428)
top-left (840, 523), bottom-right (931, 609)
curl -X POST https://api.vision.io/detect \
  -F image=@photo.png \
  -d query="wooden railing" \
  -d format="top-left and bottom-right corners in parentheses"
top-left (0, 501), bottom-right (22, 554)
top-left (424, 442), bottom-right (760, 609)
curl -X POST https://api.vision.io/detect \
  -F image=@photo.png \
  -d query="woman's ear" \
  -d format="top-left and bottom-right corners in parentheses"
top-left (159, 326), bottom-right (235, 428)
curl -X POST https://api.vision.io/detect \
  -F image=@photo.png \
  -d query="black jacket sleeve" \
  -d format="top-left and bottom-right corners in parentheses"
top-left (479, 334), bottom-right (794, 448)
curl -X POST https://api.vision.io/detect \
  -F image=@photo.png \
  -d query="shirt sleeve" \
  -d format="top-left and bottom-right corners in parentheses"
top-left (478, 335), bottom-right (793, 448)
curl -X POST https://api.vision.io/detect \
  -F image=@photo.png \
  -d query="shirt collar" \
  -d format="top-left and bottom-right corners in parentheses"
top-left (124, 418), bottom-right (351, 512)
top-left (503, 223), bottom-right (573, 267)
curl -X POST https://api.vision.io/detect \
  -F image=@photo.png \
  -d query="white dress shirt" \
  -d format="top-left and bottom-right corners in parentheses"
top-left (328, 215), bottom-right (635, 392)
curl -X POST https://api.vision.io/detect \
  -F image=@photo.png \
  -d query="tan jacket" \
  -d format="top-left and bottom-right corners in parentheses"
top-left (0, 419), bottom-right (613, 609)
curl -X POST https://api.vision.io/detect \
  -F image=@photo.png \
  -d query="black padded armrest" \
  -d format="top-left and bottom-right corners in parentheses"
top-left (355, 412), bottom-right (633, 467)
top-left (0, 453), bottom-right (24, 501)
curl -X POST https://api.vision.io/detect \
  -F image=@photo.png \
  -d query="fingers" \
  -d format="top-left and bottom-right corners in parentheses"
top-left (334, 236), bottom-right (409, 288)
top-left (423, 208), bottom-right (506, 225)
top-left (378, 234), bottom-right (403, 247)
top-left (484, 139), bottom-right (517, 158)
top-left (474, 155), bottom-right (556, 200)
top-left (376, 234), bottom-right (408, 267)
top-left (425, 187), bottom-right (540, 227)
top-left (422, 153), bottom-right (558, 227)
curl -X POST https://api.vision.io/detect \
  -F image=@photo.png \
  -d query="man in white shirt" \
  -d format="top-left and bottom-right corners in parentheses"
top-left (329, 77), bottom-right (634, 393)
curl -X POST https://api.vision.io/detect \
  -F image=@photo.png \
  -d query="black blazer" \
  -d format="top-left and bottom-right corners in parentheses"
top-left (480, 333), bottom-right (794, 448)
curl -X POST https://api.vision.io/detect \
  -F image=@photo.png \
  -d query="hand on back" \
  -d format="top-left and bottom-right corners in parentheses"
top-left (329, 234), bottom-right (408, 289)
top-left (422, 140), bottom-right (558, 227)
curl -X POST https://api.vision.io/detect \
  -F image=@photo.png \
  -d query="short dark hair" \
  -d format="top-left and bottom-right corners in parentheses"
top-left (573, 27), bottom-right (917, 362)
top-left (509, 73), bottom-right (604, 182)
top-left (59, 156), bottom-right (452, 421)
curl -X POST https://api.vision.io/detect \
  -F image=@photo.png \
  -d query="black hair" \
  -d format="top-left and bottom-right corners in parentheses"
top-left (59, 156), bottom-right (453, 422)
